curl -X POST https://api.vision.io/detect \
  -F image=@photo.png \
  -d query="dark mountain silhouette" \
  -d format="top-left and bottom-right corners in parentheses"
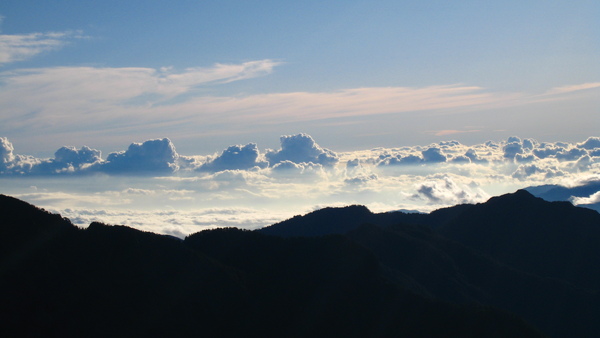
top-left (346, 222), bottom-right (600, 338)
top-left (259, 204), bottom-right (428, 237)
top-left (437, 190), bottom-right (600, 290)
top-left (260, 190), bottom-right (600, 337)
top-left (0, 194), bottom-right (541, 337)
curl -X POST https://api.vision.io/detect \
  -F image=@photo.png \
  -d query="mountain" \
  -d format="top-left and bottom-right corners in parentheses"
top-left (526, 181), bottom-right (600, 212)
top-left (0, 194), bottom-right (540, 338)
top-left (437, 190), bottom-right (600, 290)
top-left (260, 190), bottom-right (600, 337)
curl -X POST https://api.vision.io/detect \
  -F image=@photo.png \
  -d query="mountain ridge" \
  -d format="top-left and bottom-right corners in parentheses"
top-left (0, 193), bottom-right (543, 337)
top-left (3, 190), bottom-right (600, 336)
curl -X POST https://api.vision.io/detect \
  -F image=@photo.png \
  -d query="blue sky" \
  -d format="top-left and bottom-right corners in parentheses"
top-left (1, 1), bottom-right (599, 154)
top-left (1, 1), bottom-right (599, 235)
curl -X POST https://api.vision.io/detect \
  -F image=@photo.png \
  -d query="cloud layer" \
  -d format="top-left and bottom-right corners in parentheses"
top-left (3, 134), bottom-right (599, 180)
top-left (3, 133), bottom-right (600, 238)
top-left (3, 53), bottom-right (598, 154)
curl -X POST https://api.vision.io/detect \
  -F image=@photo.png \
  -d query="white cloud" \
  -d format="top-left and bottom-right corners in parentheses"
top-left (412, 175), bottom-right (489, 205)
top-left (571, 191), bottom-right (600, 206)
top-left (265, 133), bottom-right (339, 166)
top-left (577, 137), bottom-right (600, 150)
top-left (198, 143), bottom-right (268, 172)
top-left (0, 136), bottom-right (14, 168)
top-left (0, 30), bottom-right (83, 65)
top-left (421, 147), bottom-right (447, 163)
top-left (3, 134), bottom-right (600, 236)
top-left (545, 82), bottom-right (600, 96)
top-left (98, 138), bottom-right (180, 174)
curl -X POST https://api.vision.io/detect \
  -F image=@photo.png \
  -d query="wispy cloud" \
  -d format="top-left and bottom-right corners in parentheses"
top-left (545, 82), bottom-right (600, 96)
top-left (430, 129), bottom-right (482, 137)
top-left (0, 58), bottom-right (598, 151)
top-left (0, 30), bottom-right (84, 65)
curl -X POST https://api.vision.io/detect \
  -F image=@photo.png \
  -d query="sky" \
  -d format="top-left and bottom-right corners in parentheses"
top-left (1, 1), bottom-right (599, 236)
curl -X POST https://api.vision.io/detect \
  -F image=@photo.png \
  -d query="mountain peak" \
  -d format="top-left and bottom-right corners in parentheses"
top-left (260, 204), bottom-right (374, 237)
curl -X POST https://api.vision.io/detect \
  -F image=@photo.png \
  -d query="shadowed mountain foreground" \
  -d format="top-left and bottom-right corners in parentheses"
top-left (4, 190), bottom-right (600, 337)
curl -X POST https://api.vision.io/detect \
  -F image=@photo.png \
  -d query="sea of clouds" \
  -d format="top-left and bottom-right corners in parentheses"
top-left (2, 133), bottom-right (600, 237)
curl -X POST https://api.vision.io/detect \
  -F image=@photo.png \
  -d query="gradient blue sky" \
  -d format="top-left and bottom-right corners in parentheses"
top-left (1, 0), bottom-right (598, 157)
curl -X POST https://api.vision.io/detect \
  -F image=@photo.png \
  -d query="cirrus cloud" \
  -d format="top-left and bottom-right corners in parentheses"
top-left (0, 29), bottom-right (84, 65)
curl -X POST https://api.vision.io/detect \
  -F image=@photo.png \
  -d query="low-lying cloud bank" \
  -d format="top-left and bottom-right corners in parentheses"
top-left (3, 133), bottom-right (600, 236)
top-left (0, 133), bottom-right (342, 176)
top-left (3, 134), bottom-right (599, 178)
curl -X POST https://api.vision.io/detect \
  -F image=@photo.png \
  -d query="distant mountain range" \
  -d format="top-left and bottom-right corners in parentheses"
top-left (525, 180), bottom-right (600, 212)
top-left (3, 190), bottom-right (600, 337)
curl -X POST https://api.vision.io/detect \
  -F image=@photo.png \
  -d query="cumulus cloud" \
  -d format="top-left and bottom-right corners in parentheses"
top-left (413, 176), bottom-right (488, 205)
top-left (503, 140), bottom-right (524, 159)
top-left (98, 138), bottom-right (180, 174)
top-left (464, 149), bottom-right (488, 164)
top-left (6, 134), bottom-right (600, 236)
top-left (532, 145), bottom-right (563, 159)
top-left (270, 160), bottom-right (328, 180)
top-left (0, 136), bottom-right (39, 174)
top-left (555, 148), bottom-right (588, 161)
top-left (577, 137), bottom-right (600, 150)
top-left (511, 163), bottom-right (566, 181)
top-left (0, 137), bottom-right (15, 170)
top-left (265, 133), bottom-right (339, 166)
top-left (377, 154), bottom-right (423, 167)
top-left (421, 147), bottom-right (447, 163)
top-left (344, 174), bottom-right (378, 185)
top-left (32, 146), bottom-right (102, 174)
top-left (198, 143), bottom-right (267, 172)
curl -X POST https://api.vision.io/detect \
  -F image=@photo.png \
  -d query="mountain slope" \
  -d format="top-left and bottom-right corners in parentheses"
top-left (347, 222), bottom-right (599, 338)
top-left (258, 190), bottom-right (600, 337)
top-left (438, 190), bottom-right (600, 291)
top-left (0, 194), bottom-right (541, 337)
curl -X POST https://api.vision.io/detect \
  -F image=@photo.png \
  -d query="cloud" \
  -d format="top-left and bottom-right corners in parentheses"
top-left (431, 129), bottom-right (481, 136)
top-left (554, 148), bottom-right (588, 162)
top-left (0, 78), bottom-right (530, 151)
top-left (0, 30), bottom-right (83, 65)
top-left (265, 133), bottom-right (339, 166)
top-left (269, 160), bottom-right (328, 180)
top-left (1, 59), bottom-right (279, 103)
top-left (464, 149), bottom-right (488, 164)
top-left (377, 147), bottom-right (448, 167)
top-left (344, 174), bottom-right (378, 185)
top-left (53, 206), bottom-right (292, 237)
top-left (503, 141), bottom-right (524, 160)
top-left (421, 147), bottom-right (447, 163)
top-left (0, 137), bottom-right (15, 169)
top-left (31, 145), bottom-right (103, 174)
top-left (511, 163), bottom-right (566, 181)
top-left (98, 138), bottom-right (180, 174)
top-left (545, 82), bottom-right (600, 96)
top-left (413, 176), bottom-right (488, 205)
top-left (198, 143), bottom-right (268, 172)
top-left (6, 134), bottom-right (600, 236)
top-left (0, 136), bottom-right (39, 174)
top-left (571, 191), bottom-right (600, 206)
top-left (532, 144), bottom-right (563, 159)
top-left (577, 137), bottom-right (600, 150)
